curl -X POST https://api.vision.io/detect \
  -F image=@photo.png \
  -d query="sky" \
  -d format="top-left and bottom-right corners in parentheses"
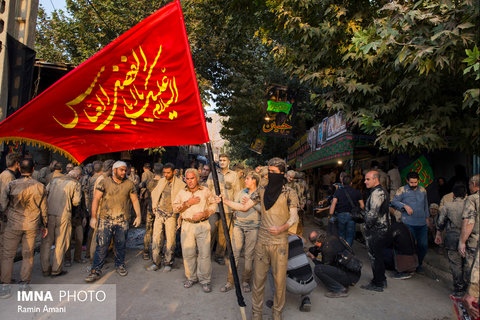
top-left (39, 0), bottom-right (66, 13)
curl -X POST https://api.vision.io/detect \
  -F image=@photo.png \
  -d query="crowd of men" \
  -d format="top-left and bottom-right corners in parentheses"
top-left (0, 151), bottom-right (478, 319)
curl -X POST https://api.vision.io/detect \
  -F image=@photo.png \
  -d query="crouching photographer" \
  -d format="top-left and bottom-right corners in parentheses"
top-left (308, 230), bottom-right (361, 298)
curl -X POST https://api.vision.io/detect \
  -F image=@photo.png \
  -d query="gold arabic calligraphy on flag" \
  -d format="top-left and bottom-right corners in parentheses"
top-left (53, 45), bottom-right (179, 131)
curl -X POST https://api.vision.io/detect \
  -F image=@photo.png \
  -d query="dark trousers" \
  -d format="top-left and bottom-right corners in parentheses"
top-left (92, 219), bottom-right (128, 273)
top-left (314, 264), bottom-right (359, 293)
top-left (405, 224), bottom-right (428, 267)
top-left (365, 232), bottom-right (389, 286)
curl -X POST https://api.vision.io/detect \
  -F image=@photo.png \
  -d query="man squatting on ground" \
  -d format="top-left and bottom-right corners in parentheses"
top-left (85, 161), bottom-right (141, 282)
top-left (173, 168), bottom-right (217, 293)
top-left (223, 157), bottom-right (298, 320)
top-left (266, 233), bottom-right (317, 312)
top-left (309, 229), bottom-right (360, 298)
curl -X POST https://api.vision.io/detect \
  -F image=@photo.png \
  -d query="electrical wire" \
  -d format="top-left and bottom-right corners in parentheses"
top-left (85, 0), bottom-right (118, 38)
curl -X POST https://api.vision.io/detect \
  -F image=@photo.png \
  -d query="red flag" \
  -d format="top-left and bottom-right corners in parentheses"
top-left (0, 0), bottom-right (208, 163)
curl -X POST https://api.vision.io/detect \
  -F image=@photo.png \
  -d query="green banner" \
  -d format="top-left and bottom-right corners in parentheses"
top-left (400, 155), bottom-right (435, 188)
top-left (267, 100), bottom-right (292, 113)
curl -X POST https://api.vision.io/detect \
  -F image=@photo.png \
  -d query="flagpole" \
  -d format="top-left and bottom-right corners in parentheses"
top-left (206, 142), bottom-right (247, 320)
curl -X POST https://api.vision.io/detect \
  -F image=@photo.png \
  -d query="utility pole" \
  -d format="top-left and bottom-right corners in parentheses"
top-left (0, 0), bottom-right (39, 153)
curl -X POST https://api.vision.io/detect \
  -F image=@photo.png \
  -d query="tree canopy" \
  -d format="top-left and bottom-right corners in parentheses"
top-left (35, 0), bottom-right (479, 163)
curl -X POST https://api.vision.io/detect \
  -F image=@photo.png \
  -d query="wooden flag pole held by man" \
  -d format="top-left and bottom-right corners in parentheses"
top-left (206, 142), bottom-right (247, 320)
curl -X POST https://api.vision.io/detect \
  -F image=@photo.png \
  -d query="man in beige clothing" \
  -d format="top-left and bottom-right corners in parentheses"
top-left (0, 153), bottom-right (21, 279)
top-left (40, 168), bottom-right (82, 277)
top-left (207, 153), bottom-right (241, 265)
top-left (45, 161), bottom-right (64, 185)
top-left (174, 168), bottom-right (217, 293)
top-left (0, 159), bottom-right (48, 297)
top-left (225, 157), bottom-right (299, 319)
top-left (147, 163), bottom-right (185, 271)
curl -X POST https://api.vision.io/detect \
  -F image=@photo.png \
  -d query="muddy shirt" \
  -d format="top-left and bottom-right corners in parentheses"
top-left (234, 189), bottom-right (261, 230)
top-left (0, 176), bottom-right (48, 230)
top-left (462, 191), bottom-right (479, 249)
top-left (0, 169), bottom-right (16, 215)
top-left (256, 186), bottom-right (299, 245)
top-left (46, 175), bottom-right (82, 217)
top-left (96, 177), bottom-right (136, 222)
top-left (158, 181), bottom-right (173, 214)
top-left (364, 185), bottom-right (389, 235)
top-left (207, 169), bottom-right (241, 214)
top-left (173, 186), bottom-right (217, 220)
top-left (436, 197), bottom-right (466, 250)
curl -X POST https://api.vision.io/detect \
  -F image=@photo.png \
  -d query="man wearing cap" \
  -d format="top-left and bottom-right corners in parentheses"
top-left (223, 157), bottom-right (299, 320)
top-left (173, 168), bottom-right (217, 293)
top-left (85, 161), bottom-right (141, 282)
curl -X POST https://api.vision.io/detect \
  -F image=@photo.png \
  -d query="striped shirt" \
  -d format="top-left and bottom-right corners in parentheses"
top-left (287, 235), bottom-right (313, 281)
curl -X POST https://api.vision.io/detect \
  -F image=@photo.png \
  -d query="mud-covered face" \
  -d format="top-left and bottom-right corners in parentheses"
top-left (219, 157), bottom-right (229, 170)
top-left (114, 166), bottom-right (127, 180)
top-left (163, 168), bottom-right (174, 181)
top-left (185, 172), bottom-right (198, 189)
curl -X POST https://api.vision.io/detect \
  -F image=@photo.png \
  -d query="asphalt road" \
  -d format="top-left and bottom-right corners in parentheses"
top-left (1, 217), bottom-right (453, 320)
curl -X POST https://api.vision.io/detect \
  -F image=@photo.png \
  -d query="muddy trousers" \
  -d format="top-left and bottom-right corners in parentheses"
top-left (214, 213), bottom-right (233, 259)
top-left (65, 217), bottom-right (84, 262)
top-left (251, 242), bottom-right (288, 320)
top-left (0, 219), bottom-right (6, 277)
top-left (226, 226), bottom-right (258, 285)
top-left (151, 214), bottom-right (176, 266)
top-left (143, 211), bottom-right (155, 255)
top-left (91, 219), bottom-right (128, 272)
top-left (181, 221), bottom-right (211, 284)
top-left (446, 249), bottom-right (468, 293)
top-left (1, 228), bottom-right (37, 283)
top-left (40, 214), bottom-right (71, 274)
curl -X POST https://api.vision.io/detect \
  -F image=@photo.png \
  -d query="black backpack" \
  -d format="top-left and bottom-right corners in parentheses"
top-left (336, 238), bottom-right (362, 274)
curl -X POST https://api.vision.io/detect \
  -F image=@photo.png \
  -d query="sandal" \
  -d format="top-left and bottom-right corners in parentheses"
top-left (202, 283), bottom-right (212, 293)
top-left (242, 282), bottom-right (251, 293)
top-left (184, 279), bottom-right (196, 288)
top-left (220, 282), bottom-right (233, 292)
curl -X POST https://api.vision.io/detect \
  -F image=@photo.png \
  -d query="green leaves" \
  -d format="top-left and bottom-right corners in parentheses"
top-left (463, 45), bottom-right (480, 80)
top-left (36, 0), bottom-right (480, 158)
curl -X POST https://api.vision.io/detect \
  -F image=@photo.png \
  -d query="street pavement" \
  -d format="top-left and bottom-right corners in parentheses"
top-left (3, 216), bottom-right (453, 320)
